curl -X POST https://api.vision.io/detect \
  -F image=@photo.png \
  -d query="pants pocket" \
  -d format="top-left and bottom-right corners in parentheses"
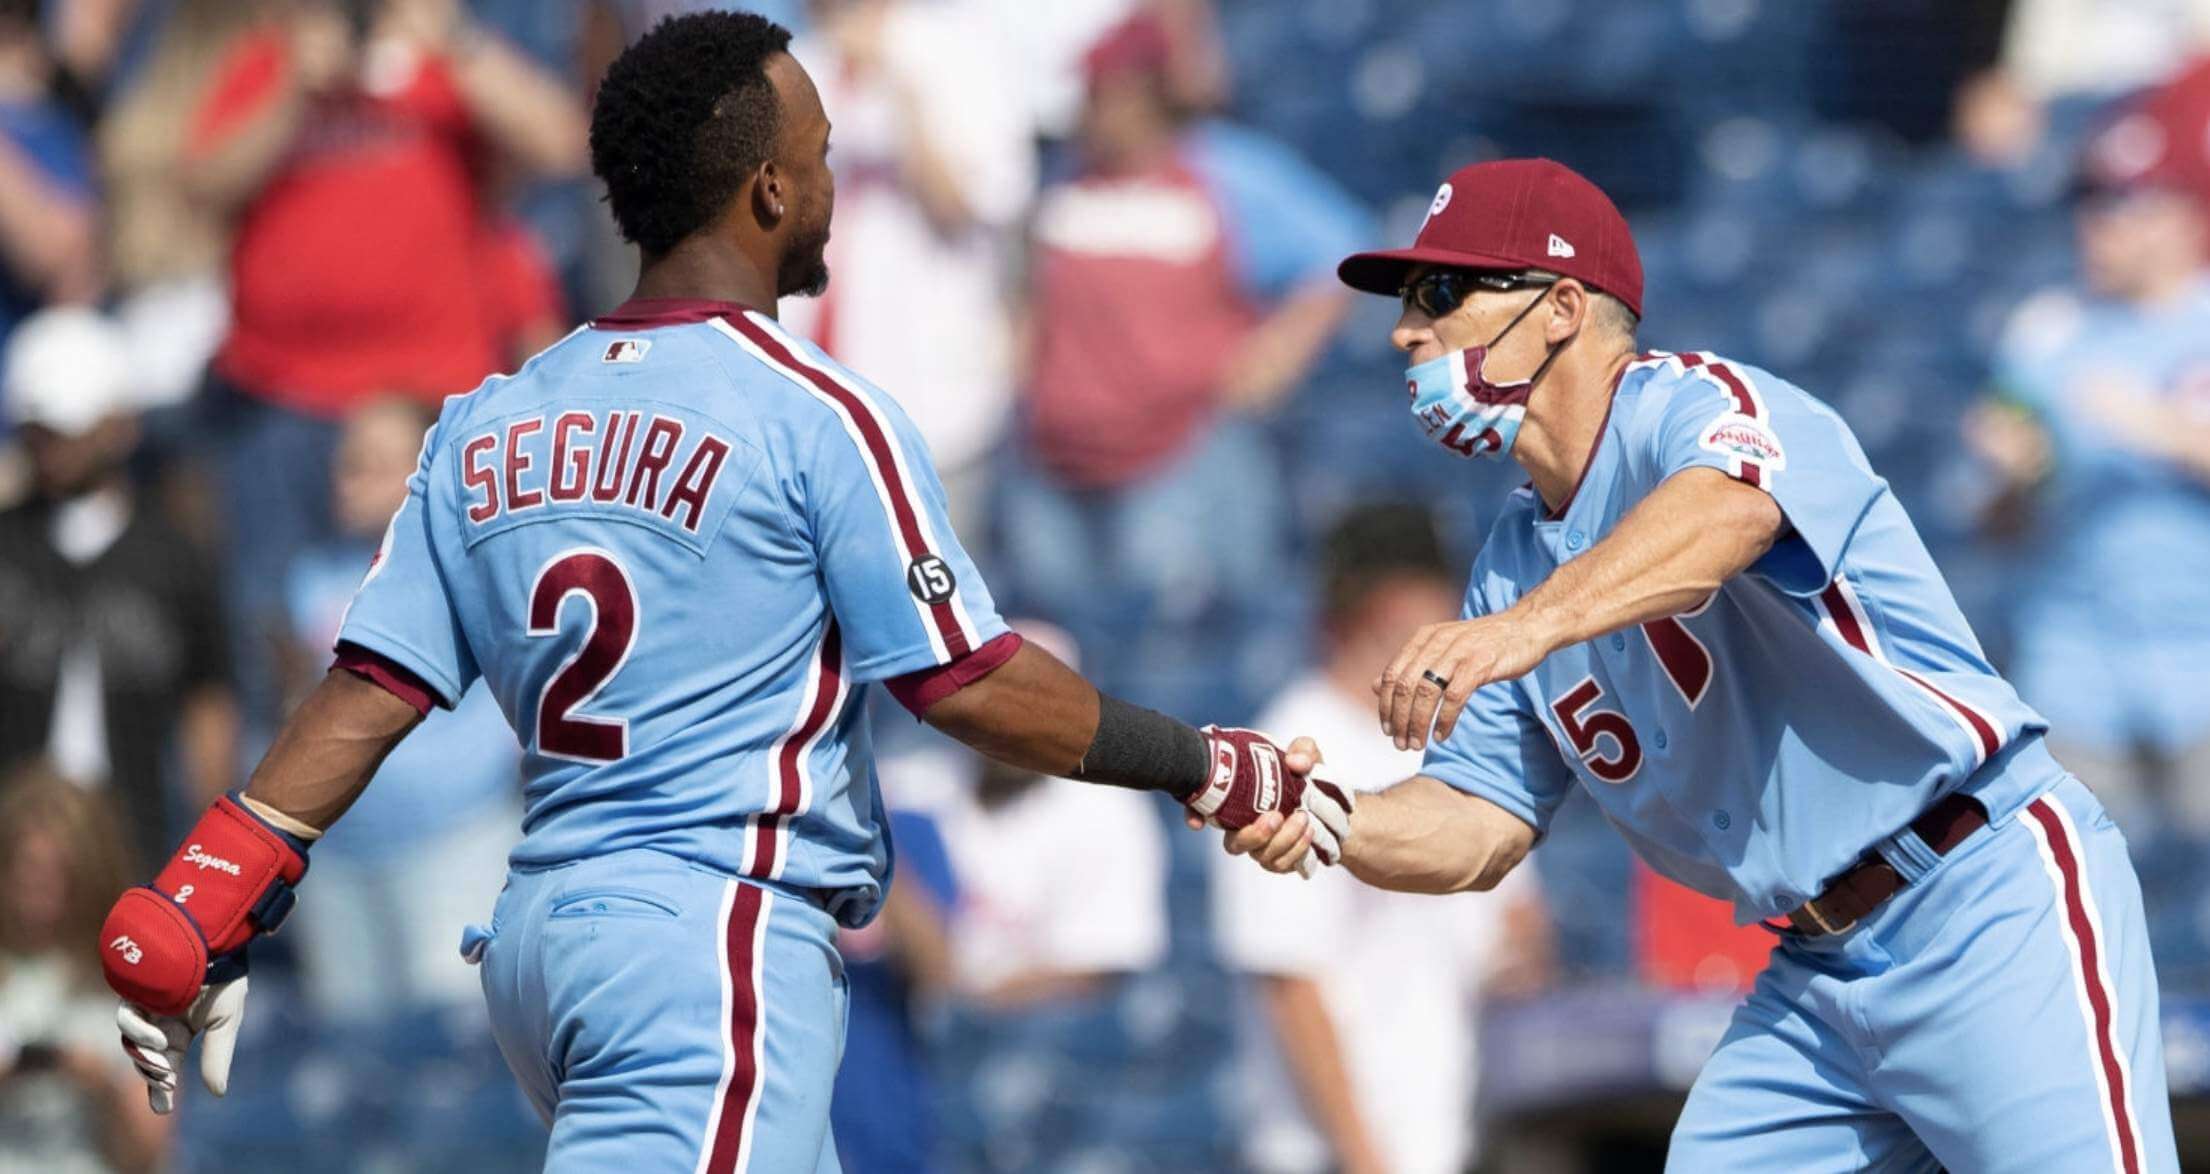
top-left (547, 887), bottom-right (684, 920)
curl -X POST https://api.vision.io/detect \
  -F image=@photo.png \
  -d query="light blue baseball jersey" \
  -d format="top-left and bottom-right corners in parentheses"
top-left (1424, 350), bottom-right (2066, 923)
top-left (1992, 281), bottom-right (2210, 753)
top-left (337, 298), bottom-right (1008, 928)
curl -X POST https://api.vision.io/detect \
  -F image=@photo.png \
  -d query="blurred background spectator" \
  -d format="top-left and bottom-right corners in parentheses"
top-left (1956, 0), bottom-right (2210, 165)
top-left (97, 0), bottom-right (274, 415)
top-left (999, 9), bottom-right (1365, 719)
top-left (0, 764), bottom-right (169, 1173)
top-left (196, 0), bottom-right (586, 734)
top-left (1212, 504), bottom-right (1550, 1174)
top-left (0, 0), bottom-right (96, 367)
top-left (6, 0), bottom-right (2210, 1169)
top-left (0, 307), bottom-right (234, 874)
top-left (779, 0), bottom-right (1034, 532)
top-left (280, 396), bottom-right (520, 1026)
top-left (830, 806), bottom-right (956, 1174)
top-left (925, 621), bottom-right (1167, 1006)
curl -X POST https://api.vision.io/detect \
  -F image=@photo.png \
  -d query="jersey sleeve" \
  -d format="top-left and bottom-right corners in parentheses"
top-left (1636, 356), bottom-right (1886, 596)
top-left (793, 362), bottom-right (1009, 683)
top-left (1418, 585), bottom-right (1576, 836)
top-left (334, 422), bottom-right (480, 708)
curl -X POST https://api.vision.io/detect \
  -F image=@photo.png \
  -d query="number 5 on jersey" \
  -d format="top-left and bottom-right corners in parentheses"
top-left (1551, 676), bottom-right (1643, 782)
top-left (1550, 608), bottom-right (1717, 783)
top-left (529, 549), bottom-right (640, 763)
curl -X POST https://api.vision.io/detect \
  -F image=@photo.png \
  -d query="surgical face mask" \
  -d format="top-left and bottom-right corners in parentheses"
top-left (1404, 286), bottom-right (1560, 460)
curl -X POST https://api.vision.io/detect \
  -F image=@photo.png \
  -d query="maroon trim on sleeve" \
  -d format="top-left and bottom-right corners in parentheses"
top-left (332, 642), bottom-right (441, 716)
top-left (884, 632), bottom-right (1024, 717)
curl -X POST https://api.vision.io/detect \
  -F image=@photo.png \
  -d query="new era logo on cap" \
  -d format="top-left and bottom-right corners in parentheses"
top-left (1547, 233), bottom-right (1576, 258)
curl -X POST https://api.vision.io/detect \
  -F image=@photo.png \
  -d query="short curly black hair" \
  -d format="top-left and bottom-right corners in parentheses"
top-left (590, 12), bottom-right (794, 257)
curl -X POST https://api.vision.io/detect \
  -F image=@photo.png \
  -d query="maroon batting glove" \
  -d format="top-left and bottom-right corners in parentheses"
top-left (1186, 727), bottom-right (1357, 867)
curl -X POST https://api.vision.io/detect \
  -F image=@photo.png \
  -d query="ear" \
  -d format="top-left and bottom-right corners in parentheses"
top-left (751, 160), bottom-right (786, 228)
top-left (1547, 279), bottom-right (1591, 344)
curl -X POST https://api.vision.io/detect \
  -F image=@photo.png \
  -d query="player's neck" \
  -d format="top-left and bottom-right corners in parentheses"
top-left (1514, 346), bottom-right (1635, 515)
top-left (630, 239), bottom-right (780, 317)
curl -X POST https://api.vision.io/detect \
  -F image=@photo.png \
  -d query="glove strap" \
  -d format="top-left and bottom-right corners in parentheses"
top-left (1187, 727), bottom-right (1237, 818)
top-left (147, 792), bottom-right (311, 955)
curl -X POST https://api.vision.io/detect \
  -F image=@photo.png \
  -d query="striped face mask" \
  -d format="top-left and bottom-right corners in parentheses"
top-left (1404, 286), bottom-right (1560, 460)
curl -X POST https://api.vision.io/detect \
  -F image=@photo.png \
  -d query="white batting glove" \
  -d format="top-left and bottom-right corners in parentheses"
top-left (1292, 767), bottom-right (1355, 878)
top-left (116, 977), bottom-right (248, 1114)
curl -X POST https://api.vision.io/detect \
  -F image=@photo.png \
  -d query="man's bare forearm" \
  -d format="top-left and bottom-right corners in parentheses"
top-left (449, 37), bottom-right (589, 178)
top-left (920, 642), bottom-right (1211, 800)
top-left (1513, 466), bottom-right (1782, 655)
top-left (1340, 775), bottom-right (1534, 894)
top-left (920, 642), bottom-right (1100, 776)
top-left (241, 669), bottom-right (425, 830)
top-left (1260, 975), bottom-right (1388, 1174)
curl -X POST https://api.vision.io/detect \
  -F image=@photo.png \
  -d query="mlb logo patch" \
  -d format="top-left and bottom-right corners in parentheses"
top-left (603, 339), bottom-right (652, 364)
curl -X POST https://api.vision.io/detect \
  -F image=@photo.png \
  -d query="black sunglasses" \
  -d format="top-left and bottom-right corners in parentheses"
top-left (1398, 269), bottom-right (1559, 319)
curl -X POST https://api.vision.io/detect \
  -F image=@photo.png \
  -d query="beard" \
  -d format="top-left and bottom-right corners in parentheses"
top-left (777, 211), bottom-right (832, 299)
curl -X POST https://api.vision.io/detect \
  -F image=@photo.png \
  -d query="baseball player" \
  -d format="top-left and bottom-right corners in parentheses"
top-left (1222, 157), bottom-right (2180, 1172)
top-left (90, 14), bottom-right (1350, 1172)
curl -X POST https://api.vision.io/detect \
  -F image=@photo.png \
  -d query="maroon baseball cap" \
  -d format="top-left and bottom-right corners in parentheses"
top-left (1339, 158), bottom-right (1644, 318)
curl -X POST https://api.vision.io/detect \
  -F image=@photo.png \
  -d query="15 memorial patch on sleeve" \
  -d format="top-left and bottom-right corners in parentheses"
top-left (906, 555), bottom-right (956, 604)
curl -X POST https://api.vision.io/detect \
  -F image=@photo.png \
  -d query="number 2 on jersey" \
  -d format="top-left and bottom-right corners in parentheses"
top-left (528, 549), bottom-right (639, 762)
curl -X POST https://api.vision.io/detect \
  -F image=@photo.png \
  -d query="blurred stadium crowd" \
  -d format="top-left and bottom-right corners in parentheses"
top-left (3, 0), bottom-right (2210, 1171)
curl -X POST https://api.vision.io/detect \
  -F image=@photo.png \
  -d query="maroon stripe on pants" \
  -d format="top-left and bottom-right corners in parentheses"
top-left (705, 882), bottom-right (768, 1174)
top-left (720, 313), bottom-right (971, 656)
top-left (2026, 798), bottom-right (2141, 1174)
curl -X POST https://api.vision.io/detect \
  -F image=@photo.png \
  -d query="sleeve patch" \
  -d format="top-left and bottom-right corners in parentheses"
top-left (1699, 412), bottom-right (1786, 471)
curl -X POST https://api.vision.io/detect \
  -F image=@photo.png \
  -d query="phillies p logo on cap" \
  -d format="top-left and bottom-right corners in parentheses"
top-left (1424, 183), bottom-right (1454, 230)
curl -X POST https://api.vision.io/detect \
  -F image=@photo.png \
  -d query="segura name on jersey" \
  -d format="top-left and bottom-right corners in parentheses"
top-left (459, 407), bottom-right (738, 542)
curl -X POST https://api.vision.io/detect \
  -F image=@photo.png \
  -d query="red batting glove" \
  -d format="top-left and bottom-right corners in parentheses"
top-left (100, 794), bottom-right (310, 1017)
top-left (1187, 726), bottom-right (1357, 868)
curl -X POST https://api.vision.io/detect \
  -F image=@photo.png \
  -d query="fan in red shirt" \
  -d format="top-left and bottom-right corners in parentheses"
top-left (198, 1), bottom-right (580, 413)
top-left (189, 0), bottom-right (584, 730)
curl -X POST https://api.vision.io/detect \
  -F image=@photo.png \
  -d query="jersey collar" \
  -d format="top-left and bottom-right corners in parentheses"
top-left (593, 298), bottom-right (762, 329)
top-left (1538, 355), bottom-right (1645, 522)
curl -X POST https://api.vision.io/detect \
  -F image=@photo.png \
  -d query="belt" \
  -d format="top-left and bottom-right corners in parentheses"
top-left (1784, 792), bottom-right (1988, 936)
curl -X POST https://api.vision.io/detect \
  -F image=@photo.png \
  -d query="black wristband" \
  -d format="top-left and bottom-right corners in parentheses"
top-left (1070, 693), bottom-right (1210, 801)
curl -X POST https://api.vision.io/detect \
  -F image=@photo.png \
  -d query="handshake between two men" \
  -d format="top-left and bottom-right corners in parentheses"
top-left (1188, 727), bottom-right (1357, 879)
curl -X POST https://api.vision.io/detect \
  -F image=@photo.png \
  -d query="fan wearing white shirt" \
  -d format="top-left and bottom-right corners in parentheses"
top-left (783, 0), bottom-right (1037, 530)
top-left (1213, 504), bottom-right (1550, 1174)
top-left (897, 621), bottom-right (1169, 1004)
